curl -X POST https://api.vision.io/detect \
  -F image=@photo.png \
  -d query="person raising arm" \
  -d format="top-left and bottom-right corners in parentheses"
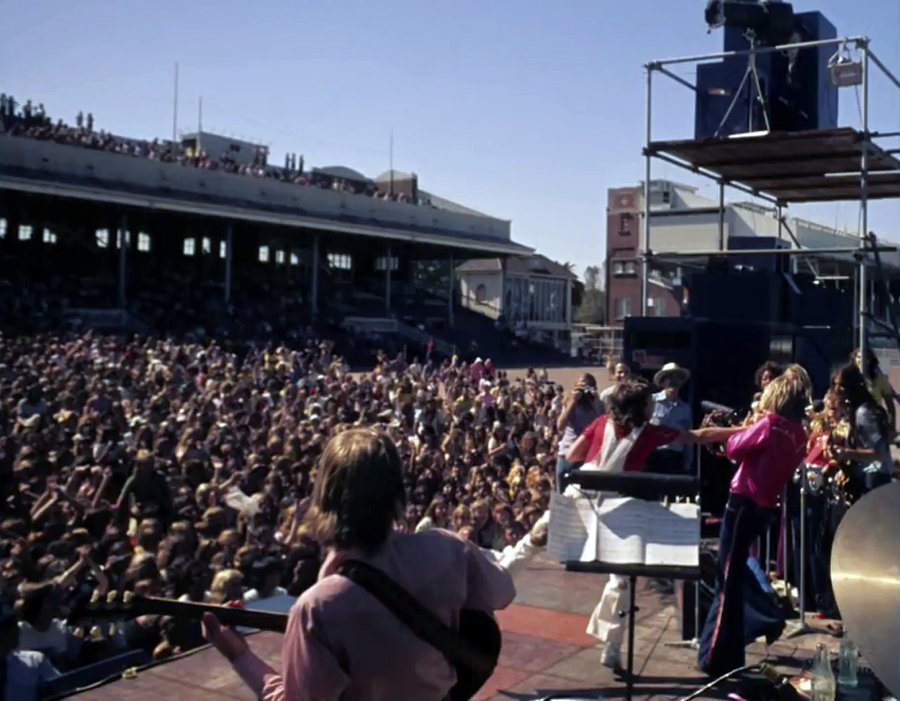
top-left (560, 378), bottom-right (740, 670)
top-left (565, 379), bottom-right (741, 474)
top-left (697, 371), bottom-right (810, 678)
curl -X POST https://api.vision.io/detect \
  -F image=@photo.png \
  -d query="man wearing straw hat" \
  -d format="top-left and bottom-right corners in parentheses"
top-left (649, 362), bottom-right (694, 475)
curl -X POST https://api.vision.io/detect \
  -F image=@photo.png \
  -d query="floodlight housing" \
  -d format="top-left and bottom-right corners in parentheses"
top-left (704, 0), bottom-right (795, 45)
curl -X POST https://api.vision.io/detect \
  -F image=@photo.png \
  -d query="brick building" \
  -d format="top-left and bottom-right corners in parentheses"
top-left (605, 183), bottom-right (681, 325)
top-left (604, 179), bottom-right (888, 327)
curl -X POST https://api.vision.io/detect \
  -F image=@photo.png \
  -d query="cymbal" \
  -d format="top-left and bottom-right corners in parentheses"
top-left (831, 480), bottom-right (899, 697)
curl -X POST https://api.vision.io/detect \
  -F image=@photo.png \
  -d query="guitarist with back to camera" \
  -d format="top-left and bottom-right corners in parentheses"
top-left (201, 427), bottom-right (514, 701)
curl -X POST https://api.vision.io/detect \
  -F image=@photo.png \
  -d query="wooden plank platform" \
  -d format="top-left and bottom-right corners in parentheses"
top-left (649, 128), bottom-right (900, 203)
top-left (73, 554), bottom-right (836, 701)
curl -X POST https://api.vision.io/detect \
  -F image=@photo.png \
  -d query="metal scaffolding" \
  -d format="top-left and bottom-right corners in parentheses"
top-left (640, 35), bottom-right (900, 367)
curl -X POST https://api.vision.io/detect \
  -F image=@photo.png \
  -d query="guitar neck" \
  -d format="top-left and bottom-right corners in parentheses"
top-left (73, 596), bottom-right (290, 633)
top-left (139, 597), bottom-right (289, 632)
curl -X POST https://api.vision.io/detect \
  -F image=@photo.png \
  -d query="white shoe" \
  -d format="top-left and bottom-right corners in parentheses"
top-left (601, 644), bottom-right (621, 670)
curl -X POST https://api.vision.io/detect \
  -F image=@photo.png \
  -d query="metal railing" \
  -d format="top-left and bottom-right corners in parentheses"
top-left (342, 316), bottom-right (455, 356)
top-left (394, 319), bottom-right (455, 356)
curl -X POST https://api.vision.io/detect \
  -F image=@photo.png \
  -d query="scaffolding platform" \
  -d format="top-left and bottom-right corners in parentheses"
top-left (647, 127), bottom-right (900, 204)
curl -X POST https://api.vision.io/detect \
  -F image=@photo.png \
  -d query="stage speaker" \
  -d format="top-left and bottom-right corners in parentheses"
top-left (794, 328), bottom-right (847, 405)
top-left (785, 277), bottom-right (853, 329)
top-left (694, 319), bottom-right (778, 515)
top-left (696, 61), bottom-right (736, 140)
top-left (695, 9), bottom-right (838, 138)
top-left (727, 236), bottom-right (790, 273)
top-left (788, 11), bottom-right (839, 131)
top-left (694, 24), bottom-right (791, 139)
top-left (685, 270), bottom-right (783, 323)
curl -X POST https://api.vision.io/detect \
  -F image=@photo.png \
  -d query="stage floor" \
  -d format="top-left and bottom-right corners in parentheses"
top-left (74, 552), bottom-right (837, 701)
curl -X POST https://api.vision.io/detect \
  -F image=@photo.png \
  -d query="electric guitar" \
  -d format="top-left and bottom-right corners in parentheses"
top-left (69, 590), bottom-right (500, 701)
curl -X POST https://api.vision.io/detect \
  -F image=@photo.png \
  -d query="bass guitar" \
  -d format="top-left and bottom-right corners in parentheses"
top-left (69, 587), bottom-right (500, 701)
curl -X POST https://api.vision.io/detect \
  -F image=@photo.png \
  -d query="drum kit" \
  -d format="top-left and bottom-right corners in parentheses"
top-left (830, 480), bottom-right (899, 698)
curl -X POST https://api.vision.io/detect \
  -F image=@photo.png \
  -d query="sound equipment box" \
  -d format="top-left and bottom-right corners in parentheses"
top-left (685, 270), bottom-right (784, 323)
top-left (694, 8), bottom-right (838, 139)
top-left (728, 236), bottom-right (790, 274)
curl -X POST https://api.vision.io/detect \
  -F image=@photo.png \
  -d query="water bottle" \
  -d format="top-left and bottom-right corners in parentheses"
top-left (838, 634), bottom-right (859, 688)
top-left (811, 643), bottom-right (836, 701)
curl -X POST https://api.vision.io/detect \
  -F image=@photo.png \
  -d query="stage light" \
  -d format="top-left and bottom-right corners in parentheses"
top-left (704, 0), bottom-right (795, 45)
top-left (828, 45), bottom-right (863, 87)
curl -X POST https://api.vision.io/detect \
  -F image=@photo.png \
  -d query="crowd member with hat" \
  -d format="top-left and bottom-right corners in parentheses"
top-left (648, 362), bottom-right (694, 475)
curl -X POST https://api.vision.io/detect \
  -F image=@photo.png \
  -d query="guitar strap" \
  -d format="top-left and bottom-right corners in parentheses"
top-left (335, 560), bottom-right (494, 676)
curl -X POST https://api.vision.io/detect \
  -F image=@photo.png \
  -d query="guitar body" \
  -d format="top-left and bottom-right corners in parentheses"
top-left (449, 609), bottom-right (502, 701)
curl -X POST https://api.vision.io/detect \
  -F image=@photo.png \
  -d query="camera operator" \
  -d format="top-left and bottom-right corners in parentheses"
top-left (555, 373), bottom-right (603, 490)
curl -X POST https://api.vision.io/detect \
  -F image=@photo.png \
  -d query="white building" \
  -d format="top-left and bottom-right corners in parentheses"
top-left (643, 179), bottom-right (895, 272)
top-left (180, 131), bottom-right (268, 167)
top-left (456, 254), bottom-right (577, 347)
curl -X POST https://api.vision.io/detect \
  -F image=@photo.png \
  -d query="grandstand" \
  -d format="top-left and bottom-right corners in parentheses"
top-left (0, 100), bottom-right (574, 363)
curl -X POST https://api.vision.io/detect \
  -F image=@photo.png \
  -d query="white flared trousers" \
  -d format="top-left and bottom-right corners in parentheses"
top-left (586, 574), bottom-right (631, 651)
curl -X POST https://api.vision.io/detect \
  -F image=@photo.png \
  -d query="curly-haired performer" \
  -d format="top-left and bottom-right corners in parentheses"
top-left (698, 372), bottom-right (809, 677)
top-left (565, 379), bottom-right (741, 670)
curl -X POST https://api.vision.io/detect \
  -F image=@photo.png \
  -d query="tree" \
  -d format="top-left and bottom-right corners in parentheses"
top-left (575, 288), bottom-right (606, 324)
top-left (584, 265), bottom-right (601, 292)
top-left (573, 264), bottom-right (605, 324)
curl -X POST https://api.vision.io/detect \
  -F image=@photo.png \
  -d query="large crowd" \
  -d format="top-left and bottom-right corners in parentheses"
top-left (0, 95), bottom-right (424, 206)
top-left (0, 332), bottom-right (562, 695)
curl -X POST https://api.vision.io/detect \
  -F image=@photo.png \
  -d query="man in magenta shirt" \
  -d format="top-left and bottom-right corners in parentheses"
top-left (698, 373), bottom-right (809, 677)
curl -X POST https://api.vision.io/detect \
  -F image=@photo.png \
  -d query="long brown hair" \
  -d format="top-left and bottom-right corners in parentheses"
top-left (609, 379), bottom-right (654, 434)
top-left (304, 428), bottom-right (406, 554)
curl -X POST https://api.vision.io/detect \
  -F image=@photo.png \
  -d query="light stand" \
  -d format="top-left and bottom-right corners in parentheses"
top-left (714, 29), bottom-right (772, 136)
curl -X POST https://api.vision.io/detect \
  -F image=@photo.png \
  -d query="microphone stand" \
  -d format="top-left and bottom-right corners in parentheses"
top-left (666, 449), bottom-right (703, 651)
top-left (784, 467), bottom-right (828, 638)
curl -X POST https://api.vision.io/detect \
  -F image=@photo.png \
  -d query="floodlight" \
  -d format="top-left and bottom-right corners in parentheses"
top-left (704, 0), bottom-right (795, 45)
top-left (828, 45), bottom-right (863, 87)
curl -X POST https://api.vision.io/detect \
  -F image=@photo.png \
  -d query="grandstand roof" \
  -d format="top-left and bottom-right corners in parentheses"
top-left (375, 169), bottom-right (414, 182)
top-left (314, 166), bottom-right (371, 182)
top-left (419, 191), bottom-right (497, 219)
top-left (456, 254), bottom-right (577, 279)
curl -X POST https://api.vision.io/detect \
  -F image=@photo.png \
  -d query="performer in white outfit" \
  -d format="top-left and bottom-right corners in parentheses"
top-left (565, 379), bottom-right (740, 669)
top-left (480, 511), bottom-right (550, 578)
top-left (417, 511), bottom-right (550, 579)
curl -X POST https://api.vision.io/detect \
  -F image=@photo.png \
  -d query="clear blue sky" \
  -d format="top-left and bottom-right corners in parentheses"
top-left (3, 0), bottom-right (898, 279)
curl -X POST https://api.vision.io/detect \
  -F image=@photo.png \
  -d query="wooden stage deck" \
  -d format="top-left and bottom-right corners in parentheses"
top-left (73, 553), bottom-right (836, 701)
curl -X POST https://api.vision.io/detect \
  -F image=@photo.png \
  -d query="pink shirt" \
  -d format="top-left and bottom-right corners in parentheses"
top-left (232, 529), bottom-right (516, 701)
top-left (727, 413), bottom-right (807, 508)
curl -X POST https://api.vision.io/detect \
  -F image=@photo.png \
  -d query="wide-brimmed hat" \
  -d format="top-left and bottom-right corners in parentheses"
top-left (654, 362), bottom-right (691, 387)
